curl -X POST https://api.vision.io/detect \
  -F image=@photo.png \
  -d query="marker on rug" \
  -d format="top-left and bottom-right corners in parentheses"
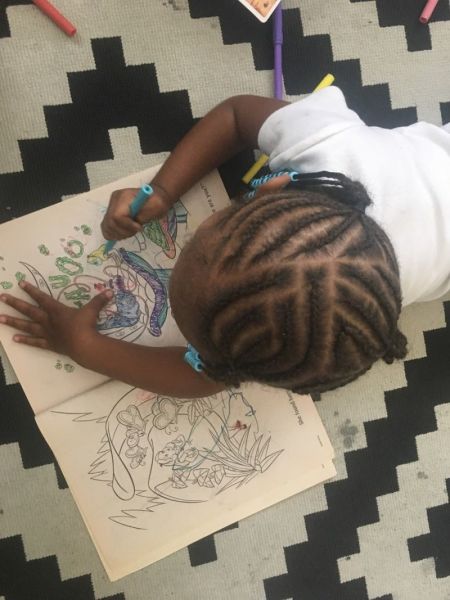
top-left (242, 6), bottom-right (283, 185)
top-left (32, 0), bottom-right (77, 36)
top-left (273, 3), bottom-right (283, 100)
top-left (242, 73), bottom-right (335, 184)
top-left (104, 184), bottom-right (153, 254)
top-left (419, 0), bottom-right (439, 23)
top-left (314, 73), bottom-right (335, 91)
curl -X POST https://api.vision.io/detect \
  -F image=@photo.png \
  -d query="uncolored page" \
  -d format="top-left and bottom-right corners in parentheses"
top-left (0, 168), bottom-right (230, 414)
top-left (35, 380), bottom-right (336, 580)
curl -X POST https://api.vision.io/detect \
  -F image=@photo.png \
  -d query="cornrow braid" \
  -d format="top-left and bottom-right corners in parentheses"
top-left (190, 172), bottom-right (407, 394)
top-left (285, 171), bottom-right (371, 212)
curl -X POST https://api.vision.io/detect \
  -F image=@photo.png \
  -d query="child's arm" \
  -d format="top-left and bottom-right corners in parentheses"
top-left (74, 335), bottom-right (224, 398)
top-left (0, 281), bottom-right (224, 398)
top-left (101, 95), bottom-right (288, 240)
top-left (0, 96), bottom-right (288, 399)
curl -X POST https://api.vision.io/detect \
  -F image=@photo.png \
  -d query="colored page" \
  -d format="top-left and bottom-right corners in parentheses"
top-left (0, 167), bottom-right (230, 414)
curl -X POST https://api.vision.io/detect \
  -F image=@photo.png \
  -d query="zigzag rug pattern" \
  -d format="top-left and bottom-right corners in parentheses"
top-left (1, 1), bottom-right (450, 599)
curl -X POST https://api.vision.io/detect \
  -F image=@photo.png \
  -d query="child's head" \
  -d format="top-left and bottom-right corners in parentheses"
top-left (169, 172), bottom-right (407, 394)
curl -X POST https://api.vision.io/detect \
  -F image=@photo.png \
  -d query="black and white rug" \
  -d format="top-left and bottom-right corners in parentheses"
top-left (1, 1), bottom-right (450, 598)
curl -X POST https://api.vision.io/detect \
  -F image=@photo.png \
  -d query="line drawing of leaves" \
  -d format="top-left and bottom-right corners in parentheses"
top-left (201, 420), bottom-right (284, 493)
top-left (224, 468), bottom-right (253, 478)
top-left (219, 426), bottom-right (245, 459)
top-left (247, 434), bottom-right (264, 467)
top-left (202, 397), bottom-right (212, 410)
top-left (199, 398), bottom-right (211, 413)
top-left (212, 435), bottom-right (249, 466)
top-left (209, 454), bottom-right (250, 472)
top-left (187, 402), bottom-right (196, 425)
top-left (238, 427), bottom-right (250, 456)
top-left (217, 475), bottom-right (245, 494)
top-left (260, 449), bottom-right (284, 472)
top-left (258, 437), bottom-right (271, 461)
top-left (237, 471), bottom-right (260, 488)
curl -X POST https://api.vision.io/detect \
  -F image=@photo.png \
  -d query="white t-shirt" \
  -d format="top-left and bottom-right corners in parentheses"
top-left (258, 86), bottom-right (450, 306)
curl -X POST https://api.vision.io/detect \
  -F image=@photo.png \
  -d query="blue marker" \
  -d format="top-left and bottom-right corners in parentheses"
top-left (104, 184), bottom-right (153, 254)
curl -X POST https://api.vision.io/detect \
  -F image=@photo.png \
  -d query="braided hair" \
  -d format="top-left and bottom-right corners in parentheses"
top-left (176, 172), bottom-right (407, 394)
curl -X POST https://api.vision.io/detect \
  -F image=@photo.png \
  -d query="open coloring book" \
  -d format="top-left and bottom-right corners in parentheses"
top-left (0, 166), bottom-right (336, 580)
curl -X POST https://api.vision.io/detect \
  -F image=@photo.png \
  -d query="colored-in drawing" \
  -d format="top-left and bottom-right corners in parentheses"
top-left (87, 243), bottom-right (109, 266)
top-left (56, 256), bottom-right (83, 276)
top-left (64, 239), bottom-right (84, 258)
top-left (117, 249), bottom-right (170, 337)
top-left (49, 274), bottom-right (70, 289)
top-left (52, 387), bottom-right (283, 529)
top-left (38, 244), bottom-right (50, 256)
top-left (142, 208), bottom-right (177, 259)
top-left (97, 275), bottom-right (140, 330)
top-left (17, 199), bottom-right (188, 345)
top-left (54, 359), bottom-right (74, 372)
top-left (0, 281), bottom-right (13, 289)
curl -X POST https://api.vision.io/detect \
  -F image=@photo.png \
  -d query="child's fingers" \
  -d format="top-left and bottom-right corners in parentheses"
top-left (0, 291), bottom-right (48, 321)
top-left (101, 188), bottom-right (143, 240)
top-left (82, 291), bottom-right (113, 318)
top-left (101, 217), bottom-right (141, 241)
top-left (0, 314), bottom-right (45, 337)
top-left (17, 280), bottom-right (57, 311)
top-left (136, 194), bottom-right (172, 223)
top-left (11, 334), bottom-right (50, 349)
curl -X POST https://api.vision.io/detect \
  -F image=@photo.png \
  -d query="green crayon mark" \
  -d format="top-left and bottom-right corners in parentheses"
top-left (64, 287), bottom-right (90, 303)
top-left (64, 239), bottom-right (84, 259)
top-left (64, 363), bottom-right (75, 373)
top-left (0, 281), bottom-right (13, 289)
top-left (55, 360), bottom-right (63, 370)
top-left (81, 224), bottom-right (92, 235)
top-left (38, 244), bottom-right (50, 256)
top-left (143, 220), bottom-right (170, 251)
top-left (49, 274), bottom-right (70, 289)
top-left (15, 272), bottom-right (26, 282)
top-left (56, 256), bottom-right (83, 276)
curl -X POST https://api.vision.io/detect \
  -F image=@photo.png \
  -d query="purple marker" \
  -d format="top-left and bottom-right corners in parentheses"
top-left (273, 4), bottom-right (283, 100)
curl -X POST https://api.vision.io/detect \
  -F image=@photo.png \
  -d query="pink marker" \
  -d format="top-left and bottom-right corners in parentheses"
top-left (32, 0), bottom-right (77, 36)
top-left (419, 0), bottom-right (439, 24)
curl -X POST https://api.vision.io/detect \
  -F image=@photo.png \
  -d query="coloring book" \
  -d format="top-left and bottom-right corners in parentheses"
top-left (0, 166), bottom-right (336, 580)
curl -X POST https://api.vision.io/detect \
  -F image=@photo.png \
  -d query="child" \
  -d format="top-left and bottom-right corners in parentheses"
top-left (1, 87), bottom-right (450, 398)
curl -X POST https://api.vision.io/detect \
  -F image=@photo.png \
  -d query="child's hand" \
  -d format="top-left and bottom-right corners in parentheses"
top-left (101, 186), bottom-right (173, 241)
top-left (0, 280), bottom-right (112, 360)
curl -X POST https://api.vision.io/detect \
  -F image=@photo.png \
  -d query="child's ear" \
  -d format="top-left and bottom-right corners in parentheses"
top-left (255, 173), bottom-right (292, 197)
